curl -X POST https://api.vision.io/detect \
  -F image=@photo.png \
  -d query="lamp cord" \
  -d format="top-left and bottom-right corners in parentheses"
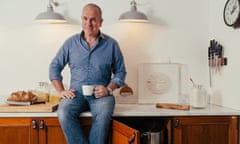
top-left (131, 0), bottom-right (150, 6)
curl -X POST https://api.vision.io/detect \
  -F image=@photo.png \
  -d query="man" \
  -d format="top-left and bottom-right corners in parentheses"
top-left (49, 3), bottom-right (126, 144)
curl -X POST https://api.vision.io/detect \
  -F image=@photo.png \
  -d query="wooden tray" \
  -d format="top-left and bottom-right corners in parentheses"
top-left (0, 103), bottom-right (58, 113)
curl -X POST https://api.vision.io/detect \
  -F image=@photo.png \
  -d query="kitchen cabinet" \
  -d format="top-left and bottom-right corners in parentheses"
top-left (0, 117), bottom-right (91, 144)
top-left (173, 116), bottom-right (238, 144)
top-left (0, 117), bottom-right (145, 144)
top-left (0, 115), bottom-right (238, 144)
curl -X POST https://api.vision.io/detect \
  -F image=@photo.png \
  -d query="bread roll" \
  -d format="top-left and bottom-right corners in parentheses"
top-left (7, 91), bottom-right (38, 102)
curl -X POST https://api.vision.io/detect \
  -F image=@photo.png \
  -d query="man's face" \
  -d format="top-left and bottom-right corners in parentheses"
top-left (81, 6), bottom-right (102, 37)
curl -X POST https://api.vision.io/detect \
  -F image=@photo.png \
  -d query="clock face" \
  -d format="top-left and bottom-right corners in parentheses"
top-left (224, 0), bottom-right (240, 26)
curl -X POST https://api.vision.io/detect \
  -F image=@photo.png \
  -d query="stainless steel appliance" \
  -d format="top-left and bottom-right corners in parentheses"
top-left (141, 131), bottom-right (164, 144)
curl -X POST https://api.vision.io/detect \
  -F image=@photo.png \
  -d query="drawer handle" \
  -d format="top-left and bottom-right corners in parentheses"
top-left (175, 119), bottom-right (179, 127)
top-left (32, 120), bottom-right (37, 129)
top-left (39, 120), bottom-right (44, 129)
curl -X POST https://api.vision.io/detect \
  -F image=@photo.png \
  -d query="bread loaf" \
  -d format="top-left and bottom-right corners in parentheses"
top-left (7, 91), bottom-right (38, 102)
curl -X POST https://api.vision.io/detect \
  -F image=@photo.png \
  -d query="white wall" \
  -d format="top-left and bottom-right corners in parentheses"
top-left (3, 1), bottom-right (236, 108)
top-left (209, 0), bottom-right (240, 109)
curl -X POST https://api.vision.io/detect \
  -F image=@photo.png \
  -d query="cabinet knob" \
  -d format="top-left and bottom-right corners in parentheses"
top-left (32, 120), bottom-right (37, 129)
top-left (39, 120), bottom-right (45, 129)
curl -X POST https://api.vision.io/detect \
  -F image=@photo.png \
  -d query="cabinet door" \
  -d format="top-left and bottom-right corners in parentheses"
top-left (38, 117), bottom-right (66, 144)
top-left (111, 120), bottom-right (140, 144)
top-left (38, 117), bottom-right (92, 144)
top-left (173, 116), bottom-right (238, 144)
top-left (0, 117), bottom-right (36, 144)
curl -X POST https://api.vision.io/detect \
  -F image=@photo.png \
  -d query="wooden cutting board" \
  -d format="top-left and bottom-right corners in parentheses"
top-left (156, 103), bottom-right (190, 111)
top-left (0, 103), bottom-right (58, 113)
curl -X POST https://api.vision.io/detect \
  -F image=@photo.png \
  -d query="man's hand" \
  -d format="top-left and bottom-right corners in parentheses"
top-left (59, 89), bottom-right (76, 99)
top-left (94, 85), bottom-right (108, 98)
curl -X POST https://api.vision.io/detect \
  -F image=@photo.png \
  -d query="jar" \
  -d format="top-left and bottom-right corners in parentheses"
top-left (190, 85), bottom-right (207, 108)
top-left (49, 84), bottom-right (61, 104)
top-left (35, 82), bottom-right (50, 102)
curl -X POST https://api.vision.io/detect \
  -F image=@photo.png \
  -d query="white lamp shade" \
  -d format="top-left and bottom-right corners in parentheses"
top-left (119, 10), bottom-right (148, 22)
top-left (35, 6), bottom-right (66, 24)
top-left (119, 0), bottom-right (148, 22)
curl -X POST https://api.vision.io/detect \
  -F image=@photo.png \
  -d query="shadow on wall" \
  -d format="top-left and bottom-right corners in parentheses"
top-left (211, 90), bottom-right (222, 105)
top-left (147, 9), bottom-right (168, 27)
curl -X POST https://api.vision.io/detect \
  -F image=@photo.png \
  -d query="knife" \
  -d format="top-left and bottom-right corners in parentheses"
top-left (7, 100), bottom-right (46, 106)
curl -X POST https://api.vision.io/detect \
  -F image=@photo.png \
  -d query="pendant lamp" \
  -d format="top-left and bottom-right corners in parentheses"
top-left (35, 0), bottom-right (66, 24)
top-left (119, 0), bottom-right (148, 22)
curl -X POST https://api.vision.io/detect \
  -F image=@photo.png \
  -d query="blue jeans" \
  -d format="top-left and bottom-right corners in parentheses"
top-left (57, 92), bottom-right (115, 144)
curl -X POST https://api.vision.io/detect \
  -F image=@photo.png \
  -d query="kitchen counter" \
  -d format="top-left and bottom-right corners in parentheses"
top-left (0, 103), bottom-right (239, 117)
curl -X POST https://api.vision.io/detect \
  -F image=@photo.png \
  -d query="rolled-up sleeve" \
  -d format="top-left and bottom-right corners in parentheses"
top-left (49, 43), bottom-right (69, 81)
top-left (110, 42), bottom-right (127, 87)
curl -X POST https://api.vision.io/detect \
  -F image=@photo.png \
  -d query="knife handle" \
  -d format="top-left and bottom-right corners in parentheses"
top-left (31, 101), bottom-right (46, 105)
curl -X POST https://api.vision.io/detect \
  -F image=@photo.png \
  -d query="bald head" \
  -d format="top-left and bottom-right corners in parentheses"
top-left (82, 3), bottom-right (102, 20)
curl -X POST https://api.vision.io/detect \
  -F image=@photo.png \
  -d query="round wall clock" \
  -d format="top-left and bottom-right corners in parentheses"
top-left (223, 0), bottom-right (240, 28)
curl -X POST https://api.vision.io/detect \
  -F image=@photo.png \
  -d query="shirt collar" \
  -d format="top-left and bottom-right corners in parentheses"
top-left (80, 31), bottom-right (105, 40)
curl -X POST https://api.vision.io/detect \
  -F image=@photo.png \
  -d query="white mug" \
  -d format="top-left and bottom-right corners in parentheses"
top-left (82, 85), bottom-right (94, 96)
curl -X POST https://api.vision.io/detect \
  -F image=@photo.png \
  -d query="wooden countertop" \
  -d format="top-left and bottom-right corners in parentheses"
top-left (0, 103), bottom-right (239, 117)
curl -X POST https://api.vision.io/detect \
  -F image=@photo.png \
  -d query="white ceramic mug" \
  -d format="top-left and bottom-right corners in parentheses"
top-left (82, 85), bottom-right (94, 96)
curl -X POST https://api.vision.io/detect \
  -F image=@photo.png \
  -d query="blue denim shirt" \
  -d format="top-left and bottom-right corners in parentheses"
top-left (49, 31), bottom-right (126, 92)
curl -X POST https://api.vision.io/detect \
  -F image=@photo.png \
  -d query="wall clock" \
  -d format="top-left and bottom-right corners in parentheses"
top-left (223, 0), bottom-right (240, 28)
